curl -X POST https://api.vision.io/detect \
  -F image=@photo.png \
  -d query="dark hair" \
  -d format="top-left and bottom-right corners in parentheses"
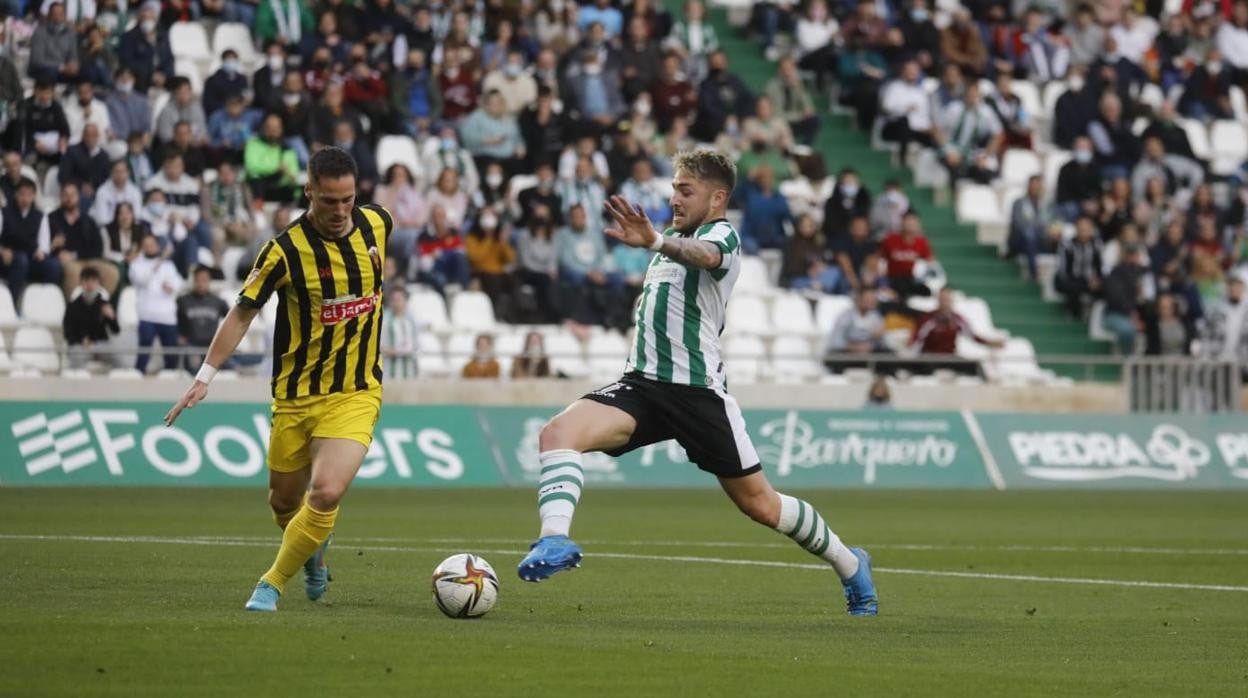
top-left (80, 265), bottom-right (101, 282)
top-left (308, 146), bottom-right (358, 184)
top-left (192, 264), bottom-right (213, 278)
top-left (672, 149), bottom-right (736, 192)
top-left (15, 177), bottom-right (36, 192)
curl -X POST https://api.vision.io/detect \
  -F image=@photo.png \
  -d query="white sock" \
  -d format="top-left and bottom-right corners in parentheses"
top-left (775, 493), bottom-right (859, 580)
top-left (537, 449), bottom-right (584, 537)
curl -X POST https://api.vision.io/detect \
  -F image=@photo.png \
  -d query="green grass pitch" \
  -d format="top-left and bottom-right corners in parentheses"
top-left (2, 488), bottom-right (1246, 696)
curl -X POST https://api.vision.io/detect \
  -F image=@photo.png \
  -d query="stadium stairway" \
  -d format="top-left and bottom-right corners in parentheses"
top-left (688, 1), bottom-right (1113, 375)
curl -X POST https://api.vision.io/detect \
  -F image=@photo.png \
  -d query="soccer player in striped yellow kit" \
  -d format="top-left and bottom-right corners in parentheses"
top-left (518, 150), bottom-right (879, 615)
top-left (165, 147), bottom-right (391, 612)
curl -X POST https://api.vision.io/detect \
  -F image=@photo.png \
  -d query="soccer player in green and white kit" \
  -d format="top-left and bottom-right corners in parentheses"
top-left (517, 150), bottom-right (879, 615)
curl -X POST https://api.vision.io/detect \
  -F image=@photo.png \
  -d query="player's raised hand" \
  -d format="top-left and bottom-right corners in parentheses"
top-left (604, 196), bottom-right (660, 249)
top-left (164, 381), bottom-right (209, 427)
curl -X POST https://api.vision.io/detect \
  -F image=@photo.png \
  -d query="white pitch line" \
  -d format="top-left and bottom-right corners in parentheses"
top-left (1, 533), bottom-right (1245, 593)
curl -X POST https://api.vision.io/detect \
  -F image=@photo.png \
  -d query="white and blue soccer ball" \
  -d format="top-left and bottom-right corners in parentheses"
top-left (431, 553), bottom-right (499, 618)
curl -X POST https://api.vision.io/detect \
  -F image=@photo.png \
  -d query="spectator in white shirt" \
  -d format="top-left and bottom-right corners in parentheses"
top-left (90, 159), bottom-right (143, 227)
top-left (144, 153), bottom-right (212, 275)
top-left (618, 158), bottom-right (672, 226)
top-left (129, 232), bottom-right (182, 374)
top-left (1216, 1), bottom-right (1248, 70)
top-left (62, 80), bottom-right (112, 145)
top-left (880, 60), bottom-right (937, 162)
top-left (1108, 7), bottom-right (1157, 66)
top-left (795, 0), bottom-right (838, 89)
top-left (937, 82), bottom-right (1003, 184)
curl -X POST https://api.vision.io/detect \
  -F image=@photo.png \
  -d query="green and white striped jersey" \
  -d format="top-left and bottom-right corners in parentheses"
top-left (625, 219), bottom-right (741, 390)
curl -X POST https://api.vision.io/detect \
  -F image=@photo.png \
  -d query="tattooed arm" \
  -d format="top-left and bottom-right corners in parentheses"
top-left (654, 235), bottom-right (724, 270)
top-left (603, 195), bottom-right (724, 270)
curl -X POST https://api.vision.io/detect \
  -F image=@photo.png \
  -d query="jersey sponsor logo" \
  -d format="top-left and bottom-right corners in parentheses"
top-left (318, 265), bottom-right (334, 279)
top-left (244, 268), bottom-right (260, 289)
top-left (320, 293), bottom-right (378, 325)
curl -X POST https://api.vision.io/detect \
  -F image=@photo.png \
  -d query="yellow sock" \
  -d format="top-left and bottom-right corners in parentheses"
top-left (272, 493), bottom-right (307, 529)
top-left (260, 504), bottom-right (338, 593)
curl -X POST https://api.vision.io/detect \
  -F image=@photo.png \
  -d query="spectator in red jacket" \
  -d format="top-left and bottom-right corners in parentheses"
top-left (414, 204), bottom-right (470, 296)
top-left (910, 287), bottom-right (1005, 376)
top-left (879, 211), bottom-right (935, 298)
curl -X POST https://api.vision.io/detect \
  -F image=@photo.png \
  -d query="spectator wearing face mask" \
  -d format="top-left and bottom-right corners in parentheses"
top-left (465, 211), bottom-right (517, 322)
top-left (373, 163), bottom-right (429, 262)
top-left (461, 333), bottom-right (501, 379)
top-left (129, 231), bottom-right (182, 373)
top-left (117, 1), bottom-right (174, 92)
top-left (201, 51), bottom-right (248, 121)
top-left (422, 126), bottom-right (480, 198)
top-left (511, 331), bottom-right (552, 379)
top-left (869, 180), bottom-right (909, 237)
top-left (518, 162), bottom-right (563, 228)
top-left (1179, 49), bottom-right (1235, 120)
top-left (63, 265), bottom-right (120, 370)
top-left (482, 49), bottom-right (539, 117)
top-left (104, 67), bottom-right (150, 147)
top-left (823, 168), bottom-right (872, 242)
top-left (1056, 136), bottom-right (1103, 221)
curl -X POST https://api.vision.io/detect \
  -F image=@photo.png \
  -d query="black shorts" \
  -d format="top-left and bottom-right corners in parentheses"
top-left (582, 373), bottom-right (762, 478)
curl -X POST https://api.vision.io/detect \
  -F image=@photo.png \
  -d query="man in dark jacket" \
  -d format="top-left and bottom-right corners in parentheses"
top-left (1055, 136), bottom-right (1103, 221)
top-left (49, 182), bottom-right (110, 294)
top-left (202, 49), bottom-right (250, 119)
top-left (5, 81), bottom-right (69, 168)
top-left (822, 168), bottom-right (872, 242)
top-left (58, 123), bottom-right (111, 199)
top-left (63, 265), bottom-right (119, 369)
top-left (117, 1), bottom-right (175, 92)
top-left (0, 178), bottom-right (62, 302)
top-left (692, 50), bottom-right (754, 142)
top-left (177, 265), bottom-right (230, 372)
top-left (1055, 215), bottom-right (1104, 318)
top-left (1102, 245), bottom-right (1147, 355)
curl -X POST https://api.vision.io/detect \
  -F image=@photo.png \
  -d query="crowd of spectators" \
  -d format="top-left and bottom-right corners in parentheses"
top-left (0, 0), bottom-right (1245, 378)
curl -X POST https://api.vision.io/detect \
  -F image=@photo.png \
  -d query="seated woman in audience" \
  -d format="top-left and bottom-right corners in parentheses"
top-left (462, 333), bottom-right (501, 379)
top-left (511, 331), bottom-right (552, 379)
top-left (464, 210), bottom-right (517, 322)
top-left (373, 163), bottom-right (429, 265)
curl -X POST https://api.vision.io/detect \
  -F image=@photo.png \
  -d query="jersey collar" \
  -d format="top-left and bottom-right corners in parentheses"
top-left (302, 207), bottom-right (367, 241)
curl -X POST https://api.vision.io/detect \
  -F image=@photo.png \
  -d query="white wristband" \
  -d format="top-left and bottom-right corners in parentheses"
top-left (195, 364), bottom-right (218, 385)
top-left (649, 230), bottom-right (665, 251)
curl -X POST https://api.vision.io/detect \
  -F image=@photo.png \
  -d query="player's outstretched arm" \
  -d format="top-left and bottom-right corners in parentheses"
top-left (604, 195), bottom-right (723, 271)
top-left (164, 304), bottom-right (260, 427)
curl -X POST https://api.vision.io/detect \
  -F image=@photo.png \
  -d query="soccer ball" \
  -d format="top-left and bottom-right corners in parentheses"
top-left (431, 553), bottom-right (499, 618)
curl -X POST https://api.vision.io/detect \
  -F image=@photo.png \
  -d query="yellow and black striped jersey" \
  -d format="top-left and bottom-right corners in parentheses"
top-left (239, 204), bottom-right (391, 400)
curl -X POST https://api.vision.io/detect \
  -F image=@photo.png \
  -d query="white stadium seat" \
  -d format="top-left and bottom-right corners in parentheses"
top-left (221, 247), bottom-right (247, 282)
top-left (409, 286), bottom-right (451, 332)
top-left (416, 332), bottom-right (450, 377)
top-left (957, 183), bottom-right (1008, 246)
top-left (1179, 118), bottom-right (1212, 161)
top-left (770, 335), bottom-right (821, 383)
top-left (376, 135), bottom-right (423, 182)
top-left (20, 284), bottom-right (65, 326)
top-left (1231, 86), bottom-right (1248, 121)
top-left (1043, 149), bottom-right (1071, 193)
top-left (445, 332), bottom-right (475, 362)
top-left (725, 296), bottom-right (772, 336)
top-left (449, 291), bottom-right (496, 331)
top-left (954, 296), bottom-right (999, 340)
top-left (1010, 80), bottom-right (1042, 119)
top-left (175, 58), bottom-right (205, 96)
top-left (116, 287), bottom-right (138, 327)
top-left (12, 326), bottom-right (59, 373)
top-left (770, 292), bottom-right (816, 336)
top-left (1041, 81), bottom-right (1068, 118)
top-left (107, 368), bottom-right (143, 379)
top-left (0, 332), bottom-right (14, 373)
top-left (723, 335), bottom-right (765, 384)
top-left (169, 22), bottom-right (212, 64)
top-left (586, 333), bottom-right (629, 380)
top-left (734, 255), bottom-right (773, 297)
top-left (999, 149), bottom-right (1042, 189)
top-left (815, 294), bottom-right (853, 334)
top-left (494, 332), bottom-right (525, 360)
top-left (212, 23), bottom-right (262, 70)
top-left (0, 283), bottom-right (17, 326)
top-left (545, 332), bottom-right (590, 378)
top-left (1209, 120), bottom-right (1248, 176)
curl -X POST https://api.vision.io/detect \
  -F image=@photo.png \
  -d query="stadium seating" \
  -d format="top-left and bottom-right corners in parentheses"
top-left (734, 256), bottom-right (774, 297)
top-left (20, 284), bottom-right (66, 327)
top-left (1209, 120), bottom-right (1248, 176)
top-left (12, 327), bottom-right (59, 373)
top-left (375, 135), bottom-right (423, 181)
top-left (449, 291), bottom-right (496, 332)
top-left (723, 334), bottom-right (765, 384)
top-left (0, 284), bottom-right (17, 327)
top-left (770, 334), bottom-right (822, 383)
top-left (169, 22), bottom-right (213, 70)
top-left (212, 23), bottom-right (263, 71)
top-left (999, 149), bottom-right (1042, 190)
top-left (770, 293), bottom-right (816, 336)
top-left (545, 332), bottom-right (591, 378)
top-left (409, 287), bottom-right (451, 332)
top-left (725, 296), bottom-right (772, 336)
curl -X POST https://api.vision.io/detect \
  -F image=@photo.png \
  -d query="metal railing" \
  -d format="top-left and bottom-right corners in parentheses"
top-left (1124, 358), bottom-right (1243, 413)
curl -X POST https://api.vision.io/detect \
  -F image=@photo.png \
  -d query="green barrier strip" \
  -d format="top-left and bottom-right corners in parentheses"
top-left (0, 402), bottom-right (1244, 488)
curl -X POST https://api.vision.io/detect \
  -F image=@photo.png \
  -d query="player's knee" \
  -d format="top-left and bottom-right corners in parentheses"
top-left (539, 417), bottom-right (576, 452)
top-left (308, 482), bottom-right (347, 511)
top-left (268, 489), bottom-right (302, 515)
